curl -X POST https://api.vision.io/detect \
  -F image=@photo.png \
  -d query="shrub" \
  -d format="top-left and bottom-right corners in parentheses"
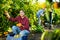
top-left (41, 29), bottom-right (60, 40)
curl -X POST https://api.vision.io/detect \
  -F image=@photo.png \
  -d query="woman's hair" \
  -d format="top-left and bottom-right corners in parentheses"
top-left (20, 9), bottom-right (25, 13)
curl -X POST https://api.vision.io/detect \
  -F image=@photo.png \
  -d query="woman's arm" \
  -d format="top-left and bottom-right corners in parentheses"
top-left (4, 11), bottom-right (18, 22)
top-left (9, 16), bottom-right (18, 22)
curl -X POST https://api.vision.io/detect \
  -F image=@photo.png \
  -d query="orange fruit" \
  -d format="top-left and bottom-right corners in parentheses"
top-left (40, 3), bottom-right (46, 8)
top-left (4, 32), bottom-right (8, 35)
top-left (16, 23), bottom-right (22, 27)
top-left (53, 2), bottom-right (58, 9)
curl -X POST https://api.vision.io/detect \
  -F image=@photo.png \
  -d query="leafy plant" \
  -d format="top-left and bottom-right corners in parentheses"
top-left (30, 25), bottom-right (44, 33)
top-left (41, 29), bottom-right (60, 40)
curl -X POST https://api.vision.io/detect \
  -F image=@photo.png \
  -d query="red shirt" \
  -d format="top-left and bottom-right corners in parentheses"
top-left (9, 16), bottom-right (29, 31)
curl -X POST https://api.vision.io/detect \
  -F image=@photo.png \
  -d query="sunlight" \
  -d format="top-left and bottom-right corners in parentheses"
top-left (38, 0), bottom-right (46, 4)
top-left (32, 0), bottom-right (36, 4)
top-left (53, 0), bottom-right (60, 2)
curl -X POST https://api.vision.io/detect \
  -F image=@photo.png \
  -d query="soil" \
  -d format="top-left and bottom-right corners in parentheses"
top-left (0, 33), bottom-right (42, 40)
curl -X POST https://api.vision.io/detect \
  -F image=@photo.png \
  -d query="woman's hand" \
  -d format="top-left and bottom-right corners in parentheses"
top-left (4, 10), bottom-right (10, 18)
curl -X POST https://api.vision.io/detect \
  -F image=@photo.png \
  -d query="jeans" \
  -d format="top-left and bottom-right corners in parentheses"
top-left (6, 26), bottom-right (30, 40)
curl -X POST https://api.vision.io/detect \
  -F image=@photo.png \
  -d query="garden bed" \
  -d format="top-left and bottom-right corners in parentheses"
top-left (0, 33), bottom-right (42, 40)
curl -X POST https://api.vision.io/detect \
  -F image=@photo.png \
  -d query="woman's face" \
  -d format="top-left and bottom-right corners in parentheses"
top-left (20, 10), bottom-right (25, 17)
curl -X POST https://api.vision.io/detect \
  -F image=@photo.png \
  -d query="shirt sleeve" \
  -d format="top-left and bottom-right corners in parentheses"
top-left (37, 9), bottom-right (44, 18)
top-left (23, 18), bottom-right (29, 30)
top-left (9, 16), bottom-right (19, 22)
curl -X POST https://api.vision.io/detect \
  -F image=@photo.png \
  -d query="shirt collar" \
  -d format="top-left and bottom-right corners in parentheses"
top-left (20, 16), bottom-right (25, 19)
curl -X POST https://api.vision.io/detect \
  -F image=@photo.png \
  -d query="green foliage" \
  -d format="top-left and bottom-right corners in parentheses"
top-left (0, 0), bottom-right (42, 32)
top-left (0, 0), bottom-right (60, 33)
top-left (35, 25), bottom-right (44, 33)
top-left (41, 29), bottom-right (60, 40)
top-left (30, 25), bottom-right (44, 33)
top-left (52, 8), bottom-right (60, 24)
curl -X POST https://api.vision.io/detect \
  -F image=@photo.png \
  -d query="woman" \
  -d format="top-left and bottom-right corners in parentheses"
top-left (5, 10), bottom-right (30, 40)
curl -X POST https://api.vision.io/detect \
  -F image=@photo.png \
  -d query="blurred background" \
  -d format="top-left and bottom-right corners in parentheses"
top-left (0, 0), bottom-right (60, 40)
